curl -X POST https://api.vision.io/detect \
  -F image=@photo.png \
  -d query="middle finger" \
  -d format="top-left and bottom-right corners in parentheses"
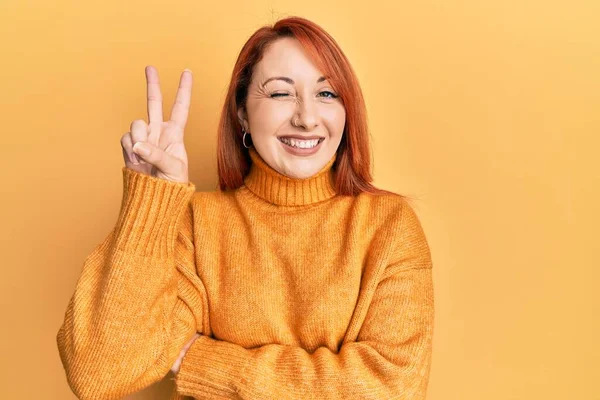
top-left (145, 65), bottom-right (163, 144)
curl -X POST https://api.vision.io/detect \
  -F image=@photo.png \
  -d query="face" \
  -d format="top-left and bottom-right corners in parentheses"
top-left (237, 37), bottom-right (346, 179)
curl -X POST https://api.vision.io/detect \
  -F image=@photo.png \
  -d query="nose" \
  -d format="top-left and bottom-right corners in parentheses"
top-left (292, 97), bottom-right (319, 131)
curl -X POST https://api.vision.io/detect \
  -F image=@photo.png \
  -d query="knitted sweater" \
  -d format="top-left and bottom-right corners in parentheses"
top-left (56, 146), bottom-right (435, 400)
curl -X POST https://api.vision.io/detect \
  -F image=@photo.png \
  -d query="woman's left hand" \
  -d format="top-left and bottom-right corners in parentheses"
top-left (170, 333), bottom-right (201, 375)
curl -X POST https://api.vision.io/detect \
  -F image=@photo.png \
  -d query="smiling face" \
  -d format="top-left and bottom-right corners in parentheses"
top-left (237, 37), bottom-right (346, 179)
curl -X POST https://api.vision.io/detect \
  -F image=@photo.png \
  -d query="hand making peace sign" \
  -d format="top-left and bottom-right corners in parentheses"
top-left (120, 65), bottom-right (193, 184)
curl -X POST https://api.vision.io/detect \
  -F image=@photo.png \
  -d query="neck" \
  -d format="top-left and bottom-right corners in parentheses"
top-left (243, 147), bottom-right (337, 206)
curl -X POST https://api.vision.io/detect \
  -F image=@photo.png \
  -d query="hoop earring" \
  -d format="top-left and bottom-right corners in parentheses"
top-left (242, 130), bottom-right (251, 149)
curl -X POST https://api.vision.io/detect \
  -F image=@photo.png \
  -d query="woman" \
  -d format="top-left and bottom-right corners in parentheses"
top-left (56, 16), bottom-right (435, 400)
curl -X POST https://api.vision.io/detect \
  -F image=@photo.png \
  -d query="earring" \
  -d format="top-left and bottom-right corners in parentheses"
top-left (242, 129), bottom-right (251, 149)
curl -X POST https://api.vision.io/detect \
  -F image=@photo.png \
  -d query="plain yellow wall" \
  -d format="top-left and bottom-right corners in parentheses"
top-left (1, 0), bottom-right (598, 399)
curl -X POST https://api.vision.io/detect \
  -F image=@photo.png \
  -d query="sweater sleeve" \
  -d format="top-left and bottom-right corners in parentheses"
top-left (56, 167), bottom-right (206, 400)
top-left (174, 199), bottom-right (435, 400)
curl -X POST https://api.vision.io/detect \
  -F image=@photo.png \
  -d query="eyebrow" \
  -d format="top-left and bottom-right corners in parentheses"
top-left (261, 76), bottom-right (329, 86)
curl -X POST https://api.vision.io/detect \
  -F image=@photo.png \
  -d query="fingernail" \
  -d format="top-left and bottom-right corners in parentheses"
top-left (133, 142), bottom-right (150, 157)
top-left (184, 68), bottom-right (192, 74)
top-left (130, 153), bottom-right (140, 165)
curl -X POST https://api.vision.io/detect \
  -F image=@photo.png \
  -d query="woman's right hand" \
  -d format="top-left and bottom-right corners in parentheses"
top-left (120, 65), bottom-right (193, 184)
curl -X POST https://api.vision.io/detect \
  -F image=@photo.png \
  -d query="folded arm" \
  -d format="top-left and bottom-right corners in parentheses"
top-left (175, 198), bottom-right (435, 400)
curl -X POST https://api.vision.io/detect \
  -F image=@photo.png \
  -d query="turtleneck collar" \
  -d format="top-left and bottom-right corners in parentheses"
top-left (243, 146), bottom-right (337, 206)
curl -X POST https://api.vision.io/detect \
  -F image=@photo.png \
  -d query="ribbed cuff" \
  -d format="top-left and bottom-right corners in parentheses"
top-left (113, 167), bottom-right (196, 258)
top-left (175, 335), bottom-right (253, 398)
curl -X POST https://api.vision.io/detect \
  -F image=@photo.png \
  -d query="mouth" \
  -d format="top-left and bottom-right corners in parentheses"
top-left (277, 136), bottom-right (325, 155)
top-left (277, 136), bottom-right (325, 147)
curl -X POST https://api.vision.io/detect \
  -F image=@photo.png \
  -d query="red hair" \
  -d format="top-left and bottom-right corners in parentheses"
top-left (216, 16), bottom-right (404, 198)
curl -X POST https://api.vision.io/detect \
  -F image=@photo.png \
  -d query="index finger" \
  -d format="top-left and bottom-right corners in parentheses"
top-left (170, 69), bottom-right (193, 128)
top-left (145, 65), bottom-right (163, 134)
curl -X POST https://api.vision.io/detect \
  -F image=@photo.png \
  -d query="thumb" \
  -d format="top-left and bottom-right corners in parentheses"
top-left (132, 141), bottom-right (179, 175)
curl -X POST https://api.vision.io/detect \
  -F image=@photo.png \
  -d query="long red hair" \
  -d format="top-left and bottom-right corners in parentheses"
top-left (216, 16), bottom-right (403, 198)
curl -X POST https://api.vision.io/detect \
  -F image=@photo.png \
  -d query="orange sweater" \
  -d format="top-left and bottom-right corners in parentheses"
top-left (56, 147), bottom-right (435, 400)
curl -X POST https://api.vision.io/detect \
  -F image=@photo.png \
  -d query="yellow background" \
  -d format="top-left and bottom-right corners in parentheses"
top-left (1, 0), bottom-right (598, 399)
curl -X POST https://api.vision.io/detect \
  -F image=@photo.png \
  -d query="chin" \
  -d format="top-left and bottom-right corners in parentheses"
top-left (285, 159), bottom-right (325, 179)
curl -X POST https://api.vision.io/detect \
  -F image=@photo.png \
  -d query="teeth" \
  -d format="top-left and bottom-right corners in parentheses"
top-left (280, 137), bottom-right (321, 148)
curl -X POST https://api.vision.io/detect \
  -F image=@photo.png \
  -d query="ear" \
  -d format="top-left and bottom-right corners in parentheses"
top-left (237, 107), bottom-right (249, 132)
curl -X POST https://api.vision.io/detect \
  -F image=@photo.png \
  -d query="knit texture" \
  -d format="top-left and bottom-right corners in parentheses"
top-left (56, 147), bottom-right (435, 400)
